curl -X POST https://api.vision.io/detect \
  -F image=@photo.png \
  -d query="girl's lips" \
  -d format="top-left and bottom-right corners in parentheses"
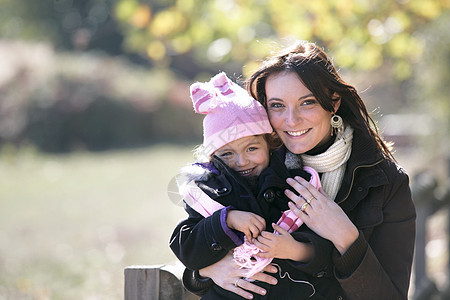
top-left (285, 129), bottom-right (310, 137)
top-left (238, 167), bottom-right (255, 176)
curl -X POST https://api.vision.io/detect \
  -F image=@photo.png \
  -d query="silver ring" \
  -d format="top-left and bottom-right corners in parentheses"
top-left (234, 278), bottom-right (240, 288)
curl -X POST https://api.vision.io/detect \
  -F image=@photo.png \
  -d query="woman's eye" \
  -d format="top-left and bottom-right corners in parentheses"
top-left (247, 147), bottom-right (257, 152)
top-left (269, 102), bottom-right (283, 108)
top-left (301, 99), bottom-right (317, 106)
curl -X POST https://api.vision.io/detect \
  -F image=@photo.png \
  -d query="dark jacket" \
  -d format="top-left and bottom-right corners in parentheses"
top-left (326, 128), bottom-right (416, 300)
top-left (181, 128), bottom-right (416, 300)
top-left (169, 151), bottom-right (334, 299)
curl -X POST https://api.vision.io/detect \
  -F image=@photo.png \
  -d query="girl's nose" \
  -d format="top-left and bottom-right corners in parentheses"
top-left (235, 154), bottom-right (249, 167)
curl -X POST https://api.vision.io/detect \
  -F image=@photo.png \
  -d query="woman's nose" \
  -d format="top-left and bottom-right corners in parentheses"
top-left (286, 108), bottom-right (301, 127)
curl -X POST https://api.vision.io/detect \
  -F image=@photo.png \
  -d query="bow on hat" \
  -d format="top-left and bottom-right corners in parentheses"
top-left (190, 72), bottom-right (240, 114)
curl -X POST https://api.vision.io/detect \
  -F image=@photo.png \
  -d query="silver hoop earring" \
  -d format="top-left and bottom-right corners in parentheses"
top-left (330, 114), bottom-right (344, 138)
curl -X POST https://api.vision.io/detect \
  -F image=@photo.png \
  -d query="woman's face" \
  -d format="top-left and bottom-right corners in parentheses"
top-left (265, 72), bottom-right (340, 154)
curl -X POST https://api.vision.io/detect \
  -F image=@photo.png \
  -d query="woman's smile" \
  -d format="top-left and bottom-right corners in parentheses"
top-left (286, 129), bottom-right (310, 137)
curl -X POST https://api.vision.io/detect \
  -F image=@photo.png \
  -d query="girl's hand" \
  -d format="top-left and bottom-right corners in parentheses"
top-left (285, 176), bottom-right (359, 255)
top-left (199, 251), bottom-right (278, 299)
top-left (252, 223), bottom-right (313, 262)
top-left (227, 210), bottom-right (266, 241)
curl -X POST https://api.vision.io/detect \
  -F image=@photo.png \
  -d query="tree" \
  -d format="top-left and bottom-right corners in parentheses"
top-left (113, 0), bottom-right (450, 79)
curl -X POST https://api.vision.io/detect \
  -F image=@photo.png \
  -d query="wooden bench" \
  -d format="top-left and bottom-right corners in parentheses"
top-left (124, 264), bottom-right (200, 300)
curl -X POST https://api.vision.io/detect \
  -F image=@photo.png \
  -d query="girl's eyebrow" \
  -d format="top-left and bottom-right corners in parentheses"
top-left (243, 142), bottom-right (261, 148)
top-left (238, 140), bottom-right (261, 149)
top-left (216, 148), bottom-right (231, 154)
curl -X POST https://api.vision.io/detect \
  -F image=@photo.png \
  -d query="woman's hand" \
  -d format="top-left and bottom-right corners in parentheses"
top-left (199, 251), bottom-right (278, 299)
top-left (285, 176), bottom-right (359, 255)
top-left (227, 210), bottom-right (266, 241)
top-left (252, 223), bottom-right (314, 262)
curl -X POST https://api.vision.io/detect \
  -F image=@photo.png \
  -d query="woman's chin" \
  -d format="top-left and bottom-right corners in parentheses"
top-left (283, 141), bottom-right (311, 154)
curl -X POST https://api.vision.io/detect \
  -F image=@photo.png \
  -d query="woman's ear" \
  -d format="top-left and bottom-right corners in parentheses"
top-left (331, 92), bottom-right (341, 113)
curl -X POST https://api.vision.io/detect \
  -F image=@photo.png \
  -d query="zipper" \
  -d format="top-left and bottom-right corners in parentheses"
top-left (337, 158), bottom-right (384, 204)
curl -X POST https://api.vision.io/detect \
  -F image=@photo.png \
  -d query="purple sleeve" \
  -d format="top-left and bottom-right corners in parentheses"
top-left (220, 206), bottom-right (243, 246)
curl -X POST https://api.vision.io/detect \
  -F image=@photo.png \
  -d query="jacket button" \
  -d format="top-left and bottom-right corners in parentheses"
top-left (337, 296), bottom-right (343, 300)
top-left (263, 190), bottom-right (275, 203)
top-left (357, 187), bottom-right (363, 192)
top-left (315, 271), bottom-right (326, 277)
top-left (216, 187), bottom-right (228, 194)
top-left (210, 242), bottom-right (223, 251)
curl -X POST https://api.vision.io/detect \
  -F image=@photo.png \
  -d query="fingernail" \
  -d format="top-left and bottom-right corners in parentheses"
top-left (260, 289), bottom-right (266, 295)
top-left (286, 178), bottom-right (293, 182)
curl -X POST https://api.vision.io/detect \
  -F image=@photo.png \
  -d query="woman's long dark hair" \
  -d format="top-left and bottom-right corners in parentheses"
top-left (246, 41), bottom-right (394, 160)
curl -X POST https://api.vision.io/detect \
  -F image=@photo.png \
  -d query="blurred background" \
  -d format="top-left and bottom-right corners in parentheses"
top-left (0, 0), bottom-right (449, 299)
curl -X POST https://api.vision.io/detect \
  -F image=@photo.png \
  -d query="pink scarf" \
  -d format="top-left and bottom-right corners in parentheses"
top-left (182, 166), bottom-right (321, 279)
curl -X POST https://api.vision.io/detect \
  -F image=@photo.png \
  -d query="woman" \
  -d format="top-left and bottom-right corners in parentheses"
top-left (183, 41), bottom-right (416, 300)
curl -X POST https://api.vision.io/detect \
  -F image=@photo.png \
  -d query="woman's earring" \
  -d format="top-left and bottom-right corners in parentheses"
top-left (330, 114), bottom-right (344, 139)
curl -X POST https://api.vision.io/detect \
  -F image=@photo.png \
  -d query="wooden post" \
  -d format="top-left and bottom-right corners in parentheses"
top-left (124, 265), bottom-right (200, 300)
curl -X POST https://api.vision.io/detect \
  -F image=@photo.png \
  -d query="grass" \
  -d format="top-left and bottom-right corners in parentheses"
top-left (0, 144), bottom-right (196, 299)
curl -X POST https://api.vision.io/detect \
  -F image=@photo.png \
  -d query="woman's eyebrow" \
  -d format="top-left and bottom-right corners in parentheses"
top-left (267, 97), bottom-right (282, 102)
top-left (267, 93), bottom-right (314, 102)
top-left (298, 93), bottom-right (314, 101)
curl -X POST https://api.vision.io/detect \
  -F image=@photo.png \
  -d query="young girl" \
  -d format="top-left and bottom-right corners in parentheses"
top-left (169, 72), bottom-right (332, 299)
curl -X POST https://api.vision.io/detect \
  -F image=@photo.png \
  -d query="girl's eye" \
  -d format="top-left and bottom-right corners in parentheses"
top-left (219, 152), bottom-right (232, 158)
top-left (247, 147), bottom-right (257, 152)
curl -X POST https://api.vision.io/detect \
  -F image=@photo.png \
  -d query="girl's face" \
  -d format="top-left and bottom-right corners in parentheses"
top-left (214, 135), bottom-right (270, 177)
top-left (265, 72), bottom-right (340, 155)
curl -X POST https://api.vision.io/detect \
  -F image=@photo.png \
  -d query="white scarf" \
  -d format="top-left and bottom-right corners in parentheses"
top-left (301, 126), bottom-right (354, 200)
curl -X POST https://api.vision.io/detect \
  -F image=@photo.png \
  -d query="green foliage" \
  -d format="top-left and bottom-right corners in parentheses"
top-left (114, 0), bottom-right (450, 78)
top-left (0, 1), bottom-right (58, 42)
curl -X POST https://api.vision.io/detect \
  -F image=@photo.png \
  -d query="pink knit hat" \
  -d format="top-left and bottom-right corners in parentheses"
top-left (190, 72), bottom-right (273, 156)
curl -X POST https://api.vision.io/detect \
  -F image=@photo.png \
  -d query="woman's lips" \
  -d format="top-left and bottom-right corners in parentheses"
top-left (285, 129), bottom-right (310, 137)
